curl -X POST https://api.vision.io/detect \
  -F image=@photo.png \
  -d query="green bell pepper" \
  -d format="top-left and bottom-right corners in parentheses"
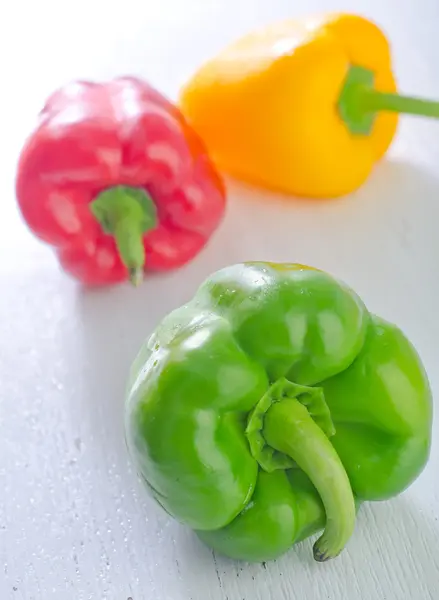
top-left (124, 262), bottom-right (432, 562)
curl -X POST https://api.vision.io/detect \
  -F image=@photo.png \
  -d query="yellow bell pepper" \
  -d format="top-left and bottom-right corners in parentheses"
top-left (180, 13), bottom-right (439, 198)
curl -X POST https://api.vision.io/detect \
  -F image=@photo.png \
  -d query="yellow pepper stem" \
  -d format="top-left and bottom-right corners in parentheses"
top-left (338, 65), bottom-right (439, 135)
top-left (361, 90), bottom-right (439, 118)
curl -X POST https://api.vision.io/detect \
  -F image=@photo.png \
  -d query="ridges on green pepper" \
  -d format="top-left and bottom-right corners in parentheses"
top-left (124, 262), bottom-right (432, 562)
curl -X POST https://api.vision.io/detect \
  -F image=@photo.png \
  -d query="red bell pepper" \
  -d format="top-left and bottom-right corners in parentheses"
top-left (16, 77), bottom-right (226, 285)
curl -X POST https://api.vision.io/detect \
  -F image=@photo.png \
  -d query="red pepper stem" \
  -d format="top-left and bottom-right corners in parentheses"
top-left (113, 217), bottom-right (146, 287)
top-left (90, 185), bottom-right (158, 286)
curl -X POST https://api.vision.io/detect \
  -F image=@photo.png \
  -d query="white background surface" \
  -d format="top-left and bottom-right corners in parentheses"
top-left (1, 0), bottom-right (439, 598)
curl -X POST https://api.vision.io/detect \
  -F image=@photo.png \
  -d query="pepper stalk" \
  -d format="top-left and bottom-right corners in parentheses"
top-left (339, 65), bottom-right (439, 135)
top-left (90, 185), bottom-right (158, 286)
top-left (246, 378), bottom-right (356, 561)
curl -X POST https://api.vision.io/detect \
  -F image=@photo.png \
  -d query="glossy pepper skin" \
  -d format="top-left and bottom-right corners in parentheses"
top-left (180, 13), bottom-right (439, 198)
top-left (16, 77), bottom-right (226, 286)
top-left (125, 262), bottom-right (432, 563)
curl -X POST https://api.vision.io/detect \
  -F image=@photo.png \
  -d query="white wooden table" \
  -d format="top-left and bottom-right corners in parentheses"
top-left (1, 0), bottom-right (439, 598)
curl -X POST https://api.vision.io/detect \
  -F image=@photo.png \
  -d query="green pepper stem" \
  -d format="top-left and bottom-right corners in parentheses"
top-left (90, 185), bottom-right (157, 286)
top-left (263, 397), bottom-right (356, 561)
